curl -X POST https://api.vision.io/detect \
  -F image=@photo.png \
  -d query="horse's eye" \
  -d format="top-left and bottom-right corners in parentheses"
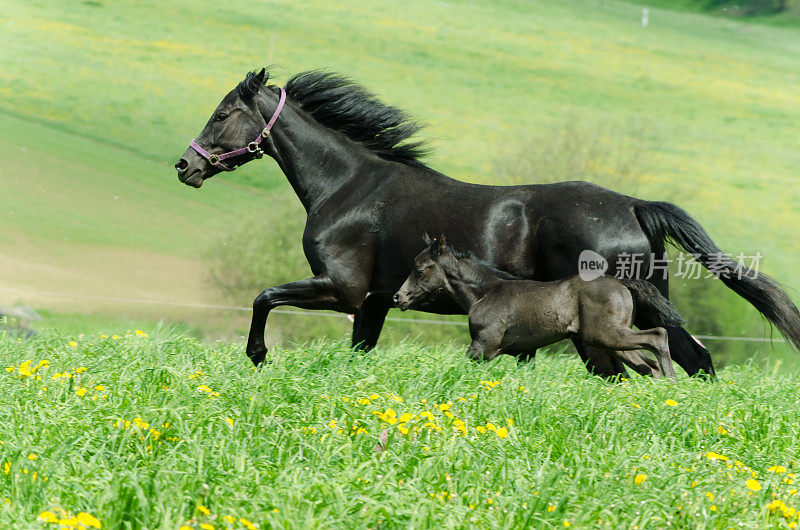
top-left (215, 112), bottom-right (228, 122)
top-left (415, 268), bottom-right (424, 277)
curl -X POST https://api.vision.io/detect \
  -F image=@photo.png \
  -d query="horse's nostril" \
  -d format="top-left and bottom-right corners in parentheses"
top-left (393, 293), bottom-right (400, 303)
top-left (175, 159), bottom-right (188, 172)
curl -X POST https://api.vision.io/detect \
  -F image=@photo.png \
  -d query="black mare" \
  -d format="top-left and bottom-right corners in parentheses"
top-left (175, 68), bottom-right (800, 378)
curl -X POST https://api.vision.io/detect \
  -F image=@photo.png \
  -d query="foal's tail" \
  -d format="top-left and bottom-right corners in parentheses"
top-left (621, 279), bottom-right (686, 328)
top-left (634, 200), bottom-right (800, 351)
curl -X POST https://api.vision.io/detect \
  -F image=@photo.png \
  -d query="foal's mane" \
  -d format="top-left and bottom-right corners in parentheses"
top-left (237, 69), bottom-right (430, 167)
top-left (445, 247), bottom-right (519, 281)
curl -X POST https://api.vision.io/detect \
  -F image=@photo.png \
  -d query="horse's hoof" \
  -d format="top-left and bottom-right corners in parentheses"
top-left (247, 347), bottom-right (269, 367)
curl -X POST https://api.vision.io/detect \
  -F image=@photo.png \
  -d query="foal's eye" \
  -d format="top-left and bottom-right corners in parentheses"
top-left (415, 268), bottom-right (424, 277)
top-left (215, 112), bottom-right (229, 122)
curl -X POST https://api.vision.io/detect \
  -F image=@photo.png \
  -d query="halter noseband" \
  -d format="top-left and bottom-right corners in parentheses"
top-left (189, 87), bottom-right (287, 172)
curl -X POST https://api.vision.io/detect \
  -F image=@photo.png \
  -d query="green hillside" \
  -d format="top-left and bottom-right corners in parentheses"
top-left (2, 0), bottom-right (799, 348)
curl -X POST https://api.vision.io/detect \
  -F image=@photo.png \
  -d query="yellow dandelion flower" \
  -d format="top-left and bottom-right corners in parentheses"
top-left (746, 479), bottom-right (761, 492)
top-left (28, 453), bottom-right (37, 461)
top-left (76, 387), bottom-right (88, 397)
top-left (665, 399), bottom-right (678, 407)
top-left (197, 504), bottom-right (210, 516)
top-left (272, 508), bottom-right (279, 513)
top-left (225, 417), bottom-right (234, 428)
top-left (717, 425), bottom-right (728, 435)
top-left (111, 335), bottom-right (120, 339)
top-left (705, 492), bottom-right (714, 501)
top-left (93, 385), bottom-right (106, 391)
top-left (506, 418), bottom-right (514, 426)
top-left (438, 403), bottom-right (451, 411)
top-left (706, 452), bottom-right (729, 461)
top-left (357, 398), bottom-right (370, 406)
top-left (369, 394), bottom-right (380, 400)
top-left (135, 330), bottom-right (145, 336)
top-left (563, 521), bottom-right (571, 528)
top-left (420, 398), bottom-right (427, 404)
top-left (179, 527), bottom-right (192, 530)
top-left (200, 524), bottom-right (214, 530)
top-left (239, 518), bottom-right (256, 530)
top-left (710, 505), bottom-right (717, 512)
top-left (222, 516), bottom-right (235, 523)
top-left (769, 465), bottom-right (788, 473)
top-left (486, 422), bottom-right (496, 431)
top-left (634, 474), bottom-right (647, 485)
top-left (76, 512), bottom-right (102, 528)
top-left (547, 505), bottom-right (556, 512)
top-left (38, 511), bottom-right (59, 523)
top-left (399, 412), bottom-right (413, 423)
top-left (3, 463), bottom-right (10, 474)
top-left (476, 426), bottom-right (487, 434)
top-left (496, 427), bottom-right (508, 439)
top-left (68, 341), bottom-right (77, 348)
top-left (18, 361), bottom-right (32, 378)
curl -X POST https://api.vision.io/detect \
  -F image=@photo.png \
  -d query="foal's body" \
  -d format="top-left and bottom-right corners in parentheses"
top-left (395, 238), bottom-right (683, 380)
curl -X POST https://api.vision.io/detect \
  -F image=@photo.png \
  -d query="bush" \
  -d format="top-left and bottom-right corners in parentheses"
top-left (491, 114), bottom-right (654, 197)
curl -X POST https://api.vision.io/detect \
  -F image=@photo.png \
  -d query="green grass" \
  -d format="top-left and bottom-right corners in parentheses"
top-left (1, 330), bottom-right (799, 528)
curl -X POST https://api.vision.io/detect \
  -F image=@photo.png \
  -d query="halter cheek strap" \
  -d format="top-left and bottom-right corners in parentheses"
top-left (189, 87), bottom-right (286, 172)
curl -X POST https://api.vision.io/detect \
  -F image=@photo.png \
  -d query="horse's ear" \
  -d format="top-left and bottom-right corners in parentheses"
top-left (438, 234), bottom-right (447, 253)
top-left (422, 232), bottom-right (432, 246)
top-left (256, 68), bottom-right (269, 85)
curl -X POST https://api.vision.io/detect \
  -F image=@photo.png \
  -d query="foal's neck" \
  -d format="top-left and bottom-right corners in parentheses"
top-left (444, 257), bottom-right (506, 311)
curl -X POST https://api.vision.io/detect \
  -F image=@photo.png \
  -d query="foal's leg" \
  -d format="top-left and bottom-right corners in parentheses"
top-left (351, 293), bottom-right (391, 352)
top-left (641, 276), bottom-right (715, 378)
top-left (615, 351), bottom-right (662, 378)
top-left (588, 326), bottom-right (677, 382)
top-left (247, 275), bottom-right (362, 366)
top-left (572, 339), bottom-right (630, 380)
top-left (466, 337), bottom-right (502, 362)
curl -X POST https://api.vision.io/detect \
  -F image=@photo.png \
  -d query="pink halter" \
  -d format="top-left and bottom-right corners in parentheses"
top-left (189, 87), bottom-right (286, 172)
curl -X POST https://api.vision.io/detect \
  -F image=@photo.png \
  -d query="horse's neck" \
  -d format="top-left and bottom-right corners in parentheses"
top-left (447, 259), bottom-right (502, 311)
top-left (261, 98), bottom-right (368, 211)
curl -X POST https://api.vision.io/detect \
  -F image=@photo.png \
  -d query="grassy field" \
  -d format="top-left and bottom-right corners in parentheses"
top-left (1, 330), bottom-right (799, 528)
top-left (1, 0), bottom-right (799, 347)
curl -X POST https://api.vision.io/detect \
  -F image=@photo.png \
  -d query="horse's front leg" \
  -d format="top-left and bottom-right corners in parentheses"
top-left (246, 275), bottom-right (361, 366)
top-left (351, 293), bottom-right (392, 352)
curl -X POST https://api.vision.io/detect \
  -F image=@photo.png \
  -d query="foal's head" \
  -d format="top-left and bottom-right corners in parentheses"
top-left (175, 68), bottom-right (282, 188)
top-left (394, 235), bottom-right (457, 311)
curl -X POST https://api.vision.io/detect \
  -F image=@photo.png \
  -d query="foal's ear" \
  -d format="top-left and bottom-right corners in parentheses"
top-left (255, 67), bottom-right (269, 85)
top-left (422, 232), bottom-right (432, 246)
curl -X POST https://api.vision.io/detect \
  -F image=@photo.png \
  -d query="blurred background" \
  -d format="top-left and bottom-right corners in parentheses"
top-left (2, 0), bottom-right (799, 367)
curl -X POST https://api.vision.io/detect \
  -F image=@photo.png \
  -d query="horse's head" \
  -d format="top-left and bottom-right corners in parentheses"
top-left (394, 234), bottom-right (455, 311)
top-left (175, 68), bottom-right (285, 188)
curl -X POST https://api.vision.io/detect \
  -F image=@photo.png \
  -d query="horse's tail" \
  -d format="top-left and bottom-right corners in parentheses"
top-left (634, 200), bottom-right (800, 351)
top-left (621, 278), bottom-right (686, 328)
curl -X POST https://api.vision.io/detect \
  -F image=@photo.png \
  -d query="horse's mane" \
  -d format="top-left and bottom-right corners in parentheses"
top-left (236, 69), bottom-right (430, 167)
